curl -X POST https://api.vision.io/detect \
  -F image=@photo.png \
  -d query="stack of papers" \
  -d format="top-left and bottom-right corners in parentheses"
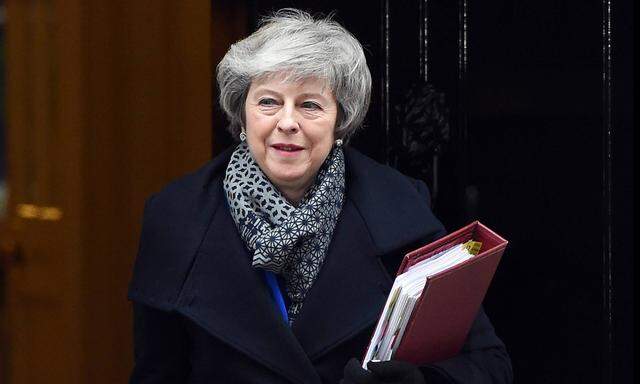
top-left (363, 243), bottom-right (477, 367)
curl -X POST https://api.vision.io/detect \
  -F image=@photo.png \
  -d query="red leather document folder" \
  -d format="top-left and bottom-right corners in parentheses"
top-left (367, 221), bottom-right (508, 365)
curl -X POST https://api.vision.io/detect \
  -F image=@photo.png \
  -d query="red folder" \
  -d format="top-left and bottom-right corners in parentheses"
top-left (367, 221), bottom-right (508, 365)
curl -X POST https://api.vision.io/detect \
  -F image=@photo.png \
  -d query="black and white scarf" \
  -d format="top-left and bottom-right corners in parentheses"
top-left (223, 142), bottom-right (345, 323)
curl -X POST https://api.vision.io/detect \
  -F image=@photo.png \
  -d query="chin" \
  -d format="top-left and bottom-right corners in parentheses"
top-left (269, 168), bottom-right (310, 188)
top-left (272, 171), bottom-right (307, 185)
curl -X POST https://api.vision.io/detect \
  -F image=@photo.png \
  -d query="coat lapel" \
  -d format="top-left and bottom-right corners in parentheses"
top-left (175, 184), bottom-right (322, 384)
top-left (291, 198), bottom-right (392, 360)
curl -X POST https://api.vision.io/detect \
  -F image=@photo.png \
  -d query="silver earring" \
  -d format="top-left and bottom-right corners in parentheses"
top-left (240, 130), bottom-right (247, 142)
top-left (335, 138), bottom-right (343, 147)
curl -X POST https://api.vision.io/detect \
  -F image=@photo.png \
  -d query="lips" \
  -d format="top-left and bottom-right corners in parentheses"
top-left (271, 143), bottom-right (304, 152)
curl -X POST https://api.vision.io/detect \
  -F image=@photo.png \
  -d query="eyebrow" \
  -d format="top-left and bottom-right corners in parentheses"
top-left (298, 92), bottom-right (328, 101)
top-left (251, 88), bottom-right (329, 102)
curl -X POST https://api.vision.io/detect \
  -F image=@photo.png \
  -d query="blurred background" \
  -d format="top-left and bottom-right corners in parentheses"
top-left (0, 1), bottom-right (633, 383)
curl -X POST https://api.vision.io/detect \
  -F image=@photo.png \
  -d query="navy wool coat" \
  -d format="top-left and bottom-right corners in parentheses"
top-left (128, 146), bottom-right (513, 384)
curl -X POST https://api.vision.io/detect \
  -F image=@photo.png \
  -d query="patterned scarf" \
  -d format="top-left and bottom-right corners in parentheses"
top-left (223, 142), bottom-right (345, 323)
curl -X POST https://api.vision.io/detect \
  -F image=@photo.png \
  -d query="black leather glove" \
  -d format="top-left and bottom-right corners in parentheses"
top-left (340, 358), bottom-right (426, 384)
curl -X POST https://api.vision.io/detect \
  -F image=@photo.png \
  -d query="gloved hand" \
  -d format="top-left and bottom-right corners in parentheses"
top-left (340, 358), bottom-right (426, 384)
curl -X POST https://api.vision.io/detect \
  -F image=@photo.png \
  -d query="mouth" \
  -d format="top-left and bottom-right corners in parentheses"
top-left (271, 143), bottom-right (305, 153)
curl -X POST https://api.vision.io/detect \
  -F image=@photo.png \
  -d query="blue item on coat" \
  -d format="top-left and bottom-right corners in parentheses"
top-left (263, 270), bottom-right (289, 324)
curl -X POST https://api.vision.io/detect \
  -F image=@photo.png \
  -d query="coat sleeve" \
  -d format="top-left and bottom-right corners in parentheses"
top-left (129, 303), bottom-right (191, 383)
top-left (412, 180), bottom-right (513, 384)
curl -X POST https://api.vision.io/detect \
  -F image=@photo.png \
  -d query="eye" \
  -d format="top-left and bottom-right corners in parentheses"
top-left (258, 98), bottom-right (278, 106)
top-left (301, 101), bottom-right (322, 110)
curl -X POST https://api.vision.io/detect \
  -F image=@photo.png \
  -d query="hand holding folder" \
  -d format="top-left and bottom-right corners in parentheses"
top-left (363, 221), bottom-right (508, 367)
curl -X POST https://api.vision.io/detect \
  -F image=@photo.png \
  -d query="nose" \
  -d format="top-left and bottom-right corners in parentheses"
top-left (276, 105), bottom-right (300, 134)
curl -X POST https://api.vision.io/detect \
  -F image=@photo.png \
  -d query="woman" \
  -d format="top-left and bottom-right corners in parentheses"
top-left (128, 9), bottom-right (512, 384)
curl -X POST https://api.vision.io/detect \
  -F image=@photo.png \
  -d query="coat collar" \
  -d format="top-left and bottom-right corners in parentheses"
top-left (199, 145), bottom-right (443, 255)
top-left (341, 147), bottom-right (443, 254)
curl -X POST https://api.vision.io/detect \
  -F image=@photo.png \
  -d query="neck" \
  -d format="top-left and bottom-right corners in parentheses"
top-left (280, 185), bottom-right (307, 207)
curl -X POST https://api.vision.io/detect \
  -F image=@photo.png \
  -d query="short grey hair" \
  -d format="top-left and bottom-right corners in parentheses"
top-left (216, 8), bottom-right (372, 141)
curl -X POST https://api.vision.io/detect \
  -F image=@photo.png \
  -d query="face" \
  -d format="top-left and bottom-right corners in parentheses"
top-left (244, 75), bottom-right (338, 198)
